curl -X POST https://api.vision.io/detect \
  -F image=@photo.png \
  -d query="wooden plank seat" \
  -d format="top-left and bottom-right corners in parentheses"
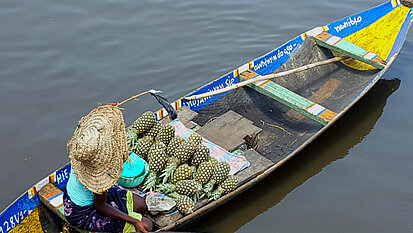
top-left (38, 183), bottom-right (91, 233)
top-left (309, 30), bottom-right (387, 69)
top-left (195, 110), bottom-right (262, 151)
top-left (240, 70), bottom-right (337, 125)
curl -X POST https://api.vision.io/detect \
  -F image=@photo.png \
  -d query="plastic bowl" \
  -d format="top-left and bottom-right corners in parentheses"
top-left (118, 157), bottom-right (150, 188)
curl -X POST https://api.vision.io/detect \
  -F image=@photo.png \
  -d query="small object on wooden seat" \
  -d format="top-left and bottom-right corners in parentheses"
top-left (196, 111), bottom-right (262, 152)
top-left (38, 183), bottom-right (91, 233)
top-left (240, 70), bottom-right (337, 125)
top-left (312, 31), bottom-right (387, 69)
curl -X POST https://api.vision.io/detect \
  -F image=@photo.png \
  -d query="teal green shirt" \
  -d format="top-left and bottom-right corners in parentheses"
top-left (66, 169), bottom-right (94, 206)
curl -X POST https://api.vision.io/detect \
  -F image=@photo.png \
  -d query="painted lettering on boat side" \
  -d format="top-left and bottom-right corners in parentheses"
top-left (334, 16), bottom-right (362, 33)
top-left (185, 76), bottom-right (236, 108)
top-left (56, 167), bottom-right (69, 185)
top-left (253, 44), bottom-right (296, 71)
top-left (0, 210), bottom-right (27, 233)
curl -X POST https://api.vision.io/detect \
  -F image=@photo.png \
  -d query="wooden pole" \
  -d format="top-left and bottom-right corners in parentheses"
top-left (182, 56), bottom-right (348, 101)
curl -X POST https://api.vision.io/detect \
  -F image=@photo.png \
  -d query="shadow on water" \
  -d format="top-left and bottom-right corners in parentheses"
top-left (184, 78), bottom-right (401, 233)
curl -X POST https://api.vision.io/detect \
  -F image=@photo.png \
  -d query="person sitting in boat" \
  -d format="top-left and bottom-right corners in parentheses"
top-left (63, 105), bottom-right (153, 233)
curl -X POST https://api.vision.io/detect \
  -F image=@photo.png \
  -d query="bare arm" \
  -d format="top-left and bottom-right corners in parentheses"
top-left (94, 192), bottom-right (148, 233)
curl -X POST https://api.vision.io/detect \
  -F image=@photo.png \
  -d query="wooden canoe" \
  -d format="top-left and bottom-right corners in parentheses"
top-left (1, 1), bottom-right (412, 232)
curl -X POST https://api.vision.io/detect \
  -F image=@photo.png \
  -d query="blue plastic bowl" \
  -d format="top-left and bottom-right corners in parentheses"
top-left (118, 153), bottom-right (149, 188)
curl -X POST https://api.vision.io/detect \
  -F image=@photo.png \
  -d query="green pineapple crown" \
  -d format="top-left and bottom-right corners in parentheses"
top-left (160, 161), bottom-right (178, 184)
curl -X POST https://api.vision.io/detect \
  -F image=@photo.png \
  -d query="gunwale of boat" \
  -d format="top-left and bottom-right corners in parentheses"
top-left (1, 2), bottom-right (412, 233)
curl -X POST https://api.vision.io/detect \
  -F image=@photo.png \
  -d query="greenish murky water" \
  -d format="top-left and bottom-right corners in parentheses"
top-left (0, 0), bottom-right (412, 232)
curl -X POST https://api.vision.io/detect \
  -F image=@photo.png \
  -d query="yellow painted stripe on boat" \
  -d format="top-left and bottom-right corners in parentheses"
top-left (319, 108), bottom-right (337, 122)
top-left (9, 207), bottom-right (43, 233)
top-left (234, 68), bottom-right (239, 77)
top-left (334, 6), bottom-right (410, 70)
top-left (49, 173), bottom-right (55, 183)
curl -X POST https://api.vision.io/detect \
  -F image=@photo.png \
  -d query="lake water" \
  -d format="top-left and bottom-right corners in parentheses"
top-left (0, 0), bottom-right (412, 232)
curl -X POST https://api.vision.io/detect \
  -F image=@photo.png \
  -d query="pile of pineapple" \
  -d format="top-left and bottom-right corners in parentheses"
top-left (127, 111), bottom-right (239, 215)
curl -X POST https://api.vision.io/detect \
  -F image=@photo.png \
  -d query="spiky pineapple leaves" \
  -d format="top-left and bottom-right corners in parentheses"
top-left (143, 148), bottom-right (167, 191)
top-left (203, 161), bottom-right (230, 195)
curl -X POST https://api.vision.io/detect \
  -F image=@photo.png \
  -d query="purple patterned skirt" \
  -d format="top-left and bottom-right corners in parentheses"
top-left (63, 185), bottom-right (128, 232)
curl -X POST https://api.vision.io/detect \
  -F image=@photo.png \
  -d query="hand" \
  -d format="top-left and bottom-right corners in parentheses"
top-left (133, 219), bottom-right (148, 233)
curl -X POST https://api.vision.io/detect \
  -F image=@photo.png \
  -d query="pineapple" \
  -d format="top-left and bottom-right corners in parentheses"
top-left (203, 161), bottom-right (230, 195)
top-left (175, 195), bottom-right (195, 215)
top-left (144, 121), bottom-right (162, 140)
top-left (132, 111), bottom-right (156, 135)
top-left (171, 164), bottom-right (193, 184)
top-left (210, 175), bottom-right (238, 200)
top-left (142, 148), bottom-right (167, 191)
top-left (190, 144), bottom-right (210, 168)
top-left (134, 136), bottom-right (153, 160)
top-left (175, 180), bottom-right (201, 197)
top-left (155, 124), bottom-right (175, 145)
top-left (174, 140), bottom-right (197, 164)
top-left (193, 161), bottom-right (214, 200)
top-left (166, 136), bottom-right (184, 157)
top-left (157, 180), bottom-right (201, 197)
top-left (149, 141), bottom-right (166, 152)
top-left (160, 140), bottom-right (197, 183)
top-left (193, 161), bottom-right (214, 185)
top-left (209, 156), bottom-right (218, 167)
top-left (188, 133), bottom-right (203, 145)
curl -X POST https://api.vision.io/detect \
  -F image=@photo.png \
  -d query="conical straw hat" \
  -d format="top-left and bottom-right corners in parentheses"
top-left (67, 105), bottom-right (128, 194)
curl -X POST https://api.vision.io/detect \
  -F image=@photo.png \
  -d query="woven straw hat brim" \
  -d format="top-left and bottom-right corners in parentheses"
top-left (68, 105), bottom-right (128, 194)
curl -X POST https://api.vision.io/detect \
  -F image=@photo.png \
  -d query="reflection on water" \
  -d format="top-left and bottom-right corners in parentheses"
top-left (1, 0), bottom-right (412, 231)
top-left (187, 79), bottom-right (401, 233)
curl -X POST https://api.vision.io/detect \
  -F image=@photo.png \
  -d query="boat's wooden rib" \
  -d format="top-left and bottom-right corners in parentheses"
top-left (312, 31), bottom-right (387, 69)
top-left (1, 2), bottom-right (412, 233)
top-left (286, 78), bottom-right (342, 121)
top-left (240, 70), bottom-right (338, 125)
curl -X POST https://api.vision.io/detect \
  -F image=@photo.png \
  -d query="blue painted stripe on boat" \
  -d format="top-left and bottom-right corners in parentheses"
top-left (183, 72), bottom-right (238, 112)
top-left (387, 7), bottom-right (413, 61)
top-left (0, 193), bottom-right (39, 233)
top-left (345, 7), bottom-right (413, 109)
top-left (250, 74), bottom-right (260, 79)
top-left (316, 108), bottom-right (327, 116)
top-left (326, 1), bottom-right (394, 38)
top-left (252, 36), bottom-right (304, 76)
top-left (184, 35), bottom-right (304, 112)
top-left (48, 192), bottom-right (63, 202)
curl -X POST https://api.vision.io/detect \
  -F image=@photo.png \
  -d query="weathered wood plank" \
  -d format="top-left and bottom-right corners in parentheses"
top-left (313, 31), bottom-right (386, 69)
top-left (240, 70), bottom-right (337, 125)
top-left (235, 149), bottom-right (274, 184)
top-left (196, 111), bottom-right (262, 151)
top-left (161, 107), bottom-right (199, 128)
top-left (286, 78), bottom-right (341, 121)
